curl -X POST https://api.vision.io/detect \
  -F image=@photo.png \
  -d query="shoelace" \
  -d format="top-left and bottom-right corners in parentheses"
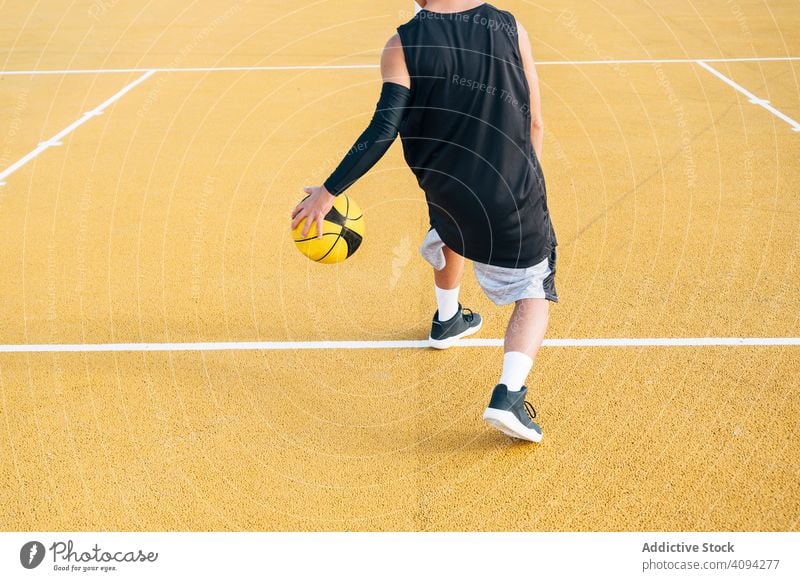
top-left (524, 400), bottom-right (537, 420)
top-left (462, 308), bottom-right (475, 322)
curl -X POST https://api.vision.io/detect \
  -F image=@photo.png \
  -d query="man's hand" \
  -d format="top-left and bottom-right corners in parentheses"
top-left (291, 185), bottom-right (336, 239)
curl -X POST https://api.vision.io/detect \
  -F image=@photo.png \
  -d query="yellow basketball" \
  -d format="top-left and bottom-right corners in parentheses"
top-left (292, 193), bottom-right (365, 264)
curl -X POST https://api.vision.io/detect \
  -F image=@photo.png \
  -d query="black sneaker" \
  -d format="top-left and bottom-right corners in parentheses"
top-left (482, 384), bottom-right (543, 442)
top-left (428, 304), bottom-right (483, 349)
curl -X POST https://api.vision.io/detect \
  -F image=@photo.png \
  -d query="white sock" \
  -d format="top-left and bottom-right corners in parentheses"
top-left (499, 351), bottom-right (533, 392)
top-left (434, 285), bottom-right (460, 321)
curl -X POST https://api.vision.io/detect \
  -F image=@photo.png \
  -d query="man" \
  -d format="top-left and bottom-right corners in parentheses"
top-left (291, 0), bottom-right (557, 443)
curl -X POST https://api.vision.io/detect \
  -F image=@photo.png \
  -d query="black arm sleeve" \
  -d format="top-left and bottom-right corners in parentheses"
top-left (323, 82), bottom-right (411, 196)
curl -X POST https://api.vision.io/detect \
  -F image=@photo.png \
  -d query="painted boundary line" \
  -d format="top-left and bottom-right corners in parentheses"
top-left (0, 70), bottom-right (156, 186)
top-left (696, 60), bottom-right (800, 132)
top-left (0, 56), bottom-right (799, 76)
top-left (0, 337), bottom-right (798, 353)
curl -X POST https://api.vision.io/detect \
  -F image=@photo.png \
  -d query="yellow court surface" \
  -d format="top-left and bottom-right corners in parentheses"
top-left (1, 1), bottom-right (798, 531)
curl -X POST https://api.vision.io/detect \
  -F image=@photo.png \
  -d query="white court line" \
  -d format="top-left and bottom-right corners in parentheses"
top-left (0, 337), bottom-right (797, 353)
top-left (0, 56), bottom-right (799, 76)
top-left (0, 64), bottom-right (382, 76)
top-left (696, 60), bottom-right (800, 132)
top-left (0, 70), bottom-right (156, 186)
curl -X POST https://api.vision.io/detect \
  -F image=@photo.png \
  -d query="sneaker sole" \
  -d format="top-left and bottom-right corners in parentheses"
top-left (482, 408), bottom-right (543, 443)
top-left (428, 318), bottom-right (483, 350)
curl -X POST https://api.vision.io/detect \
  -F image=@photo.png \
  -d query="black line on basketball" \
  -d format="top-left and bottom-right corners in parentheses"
top-left (315, 231), bottom-right (344, 262)
top-left (340, 226), bottom-right (363, 258)
top-left (294, 232), bottom-right (341, 243)
top-left (325, 203), bottom-right (348, 227)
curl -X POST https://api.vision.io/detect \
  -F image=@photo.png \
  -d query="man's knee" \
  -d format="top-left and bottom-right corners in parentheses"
top-left (514, 297), bottom-right (549, 310)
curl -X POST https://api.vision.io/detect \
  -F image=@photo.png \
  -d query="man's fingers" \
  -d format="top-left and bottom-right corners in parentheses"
top-left (292, 187), bottom-right (329, 236)
top-left (290, 212), bottom-right (301, 230)
top-left (301, 214), bottom-right (313, 238)
top-left (291, 199), bottom-right (307, 225)
top-left (291, 206), bottom-right (308, 230)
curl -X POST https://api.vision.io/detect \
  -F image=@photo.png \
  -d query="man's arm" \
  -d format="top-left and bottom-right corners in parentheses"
top-left (516, 21), bottom-right (544, 161)
top-left (380, 33), bottom-right (412, 90)
top-left (290, 35), bottom-right (411, 238)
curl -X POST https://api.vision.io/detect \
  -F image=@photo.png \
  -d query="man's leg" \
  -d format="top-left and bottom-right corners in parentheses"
top-left (499, 298), bottom-right (550, 391)
top-left (505, 298), bottom-right (550, 358)
top-left (479, 251), bottom-right (555, 442)
top-left (427, 243), bottom-right (482, 348)
top-left (433, 245), bottom-right (464, 321)
top-left (481, 298), bottom-right (549, 442)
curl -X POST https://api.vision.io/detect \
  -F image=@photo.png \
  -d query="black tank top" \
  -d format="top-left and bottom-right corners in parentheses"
top-left (397, 3), bottom-right (556, 268)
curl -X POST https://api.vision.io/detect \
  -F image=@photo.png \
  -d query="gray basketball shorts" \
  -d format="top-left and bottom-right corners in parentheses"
top-left (419, 228), bottom-right (558, 306)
